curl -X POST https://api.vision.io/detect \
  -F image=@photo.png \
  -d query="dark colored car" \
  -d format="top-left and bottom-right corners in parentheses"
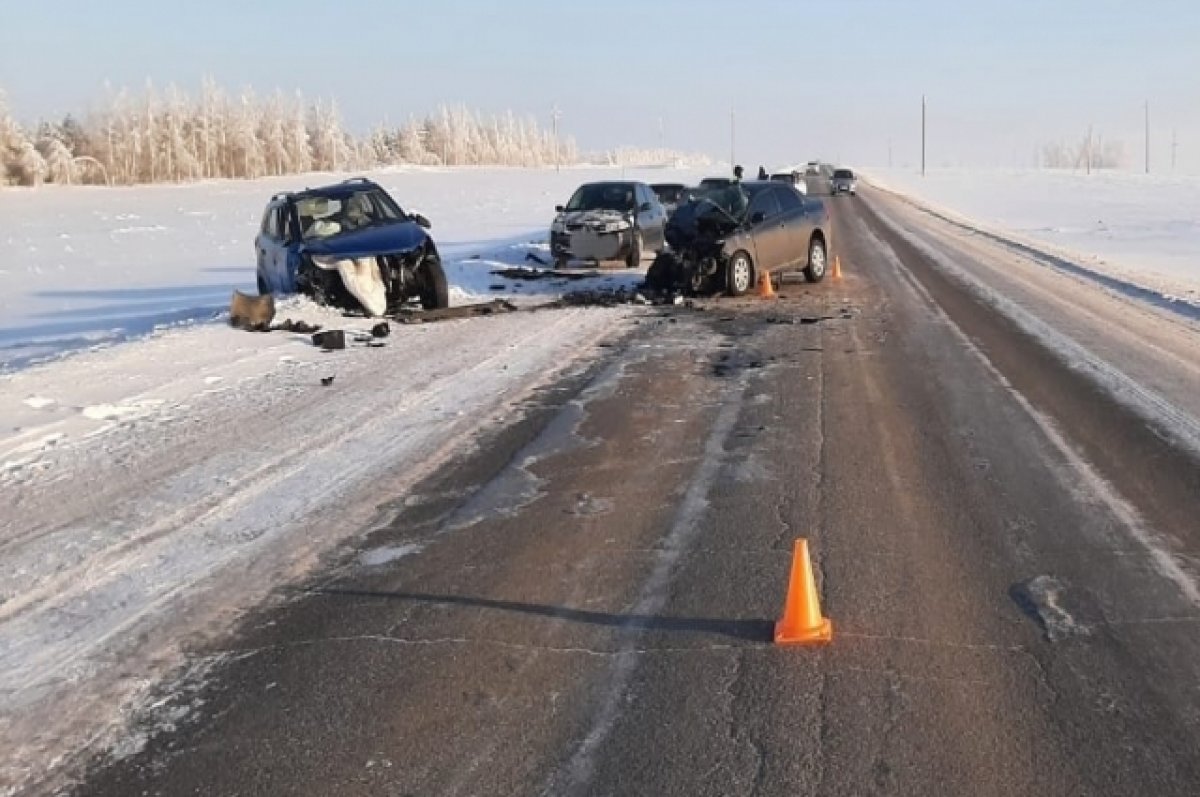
top-left (646, 181), bottom-right (831, 296)
top-left (254, 177), bottom-right (447, 316)
top-left (830, 168), bottom-right (857, 196)
top-left (549, 181), bottom-right (667, 268)
top-left (650, 182), bottom-right (689, 215)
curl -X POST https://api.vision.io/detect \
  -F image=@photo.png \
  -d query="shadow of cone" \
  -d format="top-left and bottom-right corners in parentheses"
top-left (832, 255), bottom-right (843, 280)
top-left (758, 271), bottom-right (777, 299)
top-left (775, 538), bottom-right (833, 645)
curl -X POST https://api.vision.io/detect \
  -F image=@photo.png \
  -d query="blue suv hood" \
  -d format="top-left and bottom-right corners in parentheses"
top-left (302, 221), bottom-right (428, 259)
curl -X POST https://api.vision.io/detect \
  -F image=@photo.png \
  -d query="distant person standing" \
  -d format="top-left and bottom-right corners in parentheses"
top-left (733, 164), bottom-right (744, 182)
top-left (757, 165), bottom-right (768, 180)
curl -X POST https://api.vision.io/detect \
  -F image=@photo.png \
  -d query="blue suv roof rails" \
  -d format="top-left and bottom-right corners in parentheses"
top-left (341, 177), bottom-right (374, 184)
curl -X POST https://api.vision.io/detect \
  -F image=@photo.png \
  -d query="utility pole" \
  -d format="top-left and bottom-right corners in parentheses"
top-left (730, 108), bottom-right (736, 172)
top-left (1144, 101), bottom-right (1150, 174)
top-left (551, 104), bottom-right (562, 172)
top-left (920, 95), bottom-right (926, 176)
top-left (1086, 125), bottom-right (1093, 175)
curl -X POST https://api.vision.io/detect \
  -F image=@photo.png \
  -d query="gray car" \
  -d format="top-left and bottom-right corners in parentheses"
top-left (646, 181), bottom-right (832, 296)
top-left (549, 181), bottom-right (667, 268)
top-left (830, 168), bottom-right (857, 196)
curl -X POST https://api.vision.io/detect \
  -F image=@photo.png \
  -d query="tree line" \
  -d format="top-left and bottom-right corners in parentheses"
top-left (0, 80), bottom-right (610, 186)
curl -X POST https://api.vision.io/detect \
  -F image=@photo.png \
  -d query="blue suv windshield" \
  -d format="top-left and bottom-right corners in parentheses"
top-left (296, 188), bottom-right (404, 240)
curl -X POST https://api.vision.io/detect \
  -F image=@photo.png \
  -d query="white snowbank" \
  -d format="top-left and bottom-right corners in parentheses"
top-left (863, 168), bottom-right (1200, 307)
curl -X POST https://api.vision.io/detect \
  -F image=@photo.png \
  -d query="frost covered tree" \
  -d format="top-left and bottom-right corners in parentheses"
top-left (0, 79), bottom-right (714, 188)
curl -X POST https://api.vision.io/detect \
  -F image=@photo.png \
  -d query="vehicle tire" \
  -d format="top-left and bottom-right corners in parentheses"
top-left (257, 273), bottom-right (269, 296)
top-left (726, 251), bottom-right (754, 296)
top-left (804, 237), bottom-right (827, 283)
top-left (419, 258), bottom-right (450, 310)
top-left (625, 232), bottom-right (643, 269)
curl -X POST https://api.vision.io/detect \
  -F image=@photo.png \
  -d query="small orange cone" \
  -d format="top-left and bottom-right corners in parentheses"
top-left (758, 271), bottom-right (777, 299)
top-left (832, 255), bottom-right (843, 280)
top-left (774, 539), bottom-right (833, 645)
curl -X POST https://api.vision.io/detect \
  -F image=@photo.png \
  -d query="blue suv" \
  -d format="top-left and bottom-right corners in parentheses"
top-left (254, 178), bottom-right (448, 316)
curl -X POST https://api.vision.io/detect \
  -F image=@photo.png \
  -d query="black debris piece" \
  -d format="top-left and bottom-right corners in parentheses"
top-left (392, 299), bottom-right (519, 324)
top-left (312, 330), bottom-right (346, 350)
top-left (371, 322), bottom-right (390, 338)
top-left (491, 267), bottom-right (592, 281)
top-left (489, 284), bottom-right (507, 291)
top-left (273, 318), bottom-right (322, 334)
top-left (320, 376), bottom-right (335, 386)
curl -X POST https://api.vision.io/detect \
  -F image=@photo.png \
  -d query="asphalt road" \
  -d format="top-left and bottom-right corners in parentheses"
top-left (71, 187), bottom-right (1200, 796)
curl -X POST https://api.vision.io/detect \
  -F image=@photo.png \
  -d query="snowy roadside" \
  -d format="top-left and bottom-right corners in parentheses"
top-left (0, 303), bottom-right (640, 794)
top-left (861, 168), bottom-right (1200, 313)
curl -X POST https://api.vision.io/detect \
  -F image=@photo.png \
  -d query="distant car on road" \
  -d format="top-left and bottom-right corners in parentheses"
top-left (550, 181), bottom-right (667, 268)
top-left (650, 182), bottom-right (689, 216)
top-left (770, 171), bottom-right (808, 195)
top-left (647, 180), bottom-right (832, 296)
top-left (830, 168), bottom-right (857, 196)
top-left (254, 177), bottom-right (447, 316)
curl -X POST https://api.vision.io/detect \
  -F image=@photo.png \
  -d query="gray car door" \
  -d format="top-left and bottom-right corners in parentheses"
top-left (747, 189), bottom-right (788, 272)
top-left (774, 185), bottom-right (812, 268)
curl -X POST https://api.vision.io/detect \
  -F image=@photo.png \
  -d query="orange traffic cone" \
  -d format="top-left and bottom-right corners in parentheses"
top-left (832, 255), bottom-right (843, 280)
top-left (774, 538), bottom-right (833, 645)
top-left (758, 271), bottom-right (777, 299)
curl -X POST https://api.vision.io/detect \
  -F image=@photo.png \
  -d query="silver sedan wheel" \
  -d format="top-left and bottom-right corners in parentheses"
top-left (729, 253), bottom-right (753, 295)
top-left (809, 242), bottom-right (826, 278)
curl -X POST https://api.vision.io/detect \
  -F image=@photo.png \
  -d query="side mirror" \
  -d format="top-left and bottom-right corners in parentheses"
top-left (412, 213), bottom-right (432, 230)
top-left (555, 205), bottom-right (565, 213)
top-left (638, 202), bottom-right (652, 213)
top-left (749, 211), bottom-right (765, 225)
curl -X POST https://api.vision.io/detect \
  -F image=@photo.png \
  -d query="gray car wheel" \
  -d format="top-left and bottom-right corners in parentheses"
top-left (804, 238), bottom-right (827, 283)
top-left (726, 251), bottom-right (754, 296)
top-left (625, 232), bottom-right (643, 269)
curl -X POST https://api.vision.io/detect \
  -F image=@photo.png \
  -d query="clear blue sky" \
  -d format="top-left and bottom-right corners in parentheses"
top-left (3, 0), bottom-right (1198, 168)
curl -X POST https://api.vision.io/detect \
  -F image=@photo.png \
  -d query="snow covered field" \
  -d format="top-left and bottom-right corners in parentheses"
top-left (0, 165), bottom-right (711, 370)
top-left (0, 165), bottom-right (710, 794)
top-left (864, 168), bottom-right (1200, 309)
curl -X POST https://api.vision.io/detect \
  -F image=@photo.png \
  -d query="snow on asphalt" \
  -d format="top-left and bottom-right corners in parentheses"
top-left (864, 168), bottom-right (1200, 309)
top-left (0, 165), bottom-right (708, 794)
